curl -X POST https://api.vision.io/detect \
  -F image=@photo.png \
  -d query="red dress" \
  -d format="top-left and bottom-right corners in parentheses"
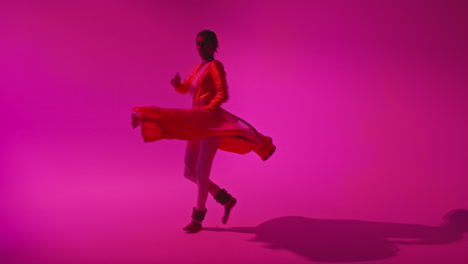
top-left (131, 60), bottom-right (276, 161)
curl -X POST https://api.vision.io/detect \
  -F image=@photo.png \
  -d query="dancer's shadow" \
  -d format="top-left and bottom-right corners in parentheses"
top-left (205, 209), bottom-right (468, 262)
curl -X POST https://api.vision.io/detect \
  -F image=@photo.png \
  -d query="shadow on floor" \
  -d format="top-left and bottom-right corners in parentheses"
top-left (205, 209), bottom-right (468, 262)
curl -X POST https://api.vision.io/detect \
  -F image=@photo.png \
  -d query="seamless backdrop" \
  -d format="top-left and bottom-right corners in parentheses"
top-left (1, 1), bottom-right (467, 263)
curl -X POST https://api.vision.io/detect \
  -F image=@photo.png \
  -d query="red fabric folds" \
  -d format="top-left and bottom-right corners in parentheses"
top-left (131, 106), bottom-right (275, 161)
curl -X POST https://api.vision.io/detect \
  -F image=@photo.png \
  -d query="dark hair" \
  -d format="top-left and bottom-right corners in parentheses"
top-left (197, 30), bottom-right (218, 51)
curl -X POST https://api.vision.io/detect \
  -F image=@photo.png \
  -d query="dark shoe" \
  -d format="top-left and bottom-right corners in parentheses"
top-left (183, 208), bottom-right (207, 233)
top-left (222, 197), bottom-right (236, 224)
top-left (183, 221), bottom-right (202, 233)
top-left (214, 189), bottom-right (236, 224)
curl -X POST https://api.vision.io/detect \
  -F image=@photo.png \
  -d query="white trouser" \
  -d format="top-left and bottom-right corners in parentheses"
top-left (184, 136), bottom-right (222, 210)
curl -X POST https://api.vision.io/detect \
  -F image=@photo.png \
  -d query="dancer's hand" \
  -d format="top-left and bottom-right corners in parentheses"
top-left (171, 73), bottom-right (181, 87)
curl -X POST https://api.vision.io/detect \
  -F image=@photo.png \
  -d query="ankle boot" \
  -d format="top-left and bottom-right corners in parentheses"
top-left (214, 189), bottom-right (237, 224)
top-left (183, 207), bottom-right (207, 233)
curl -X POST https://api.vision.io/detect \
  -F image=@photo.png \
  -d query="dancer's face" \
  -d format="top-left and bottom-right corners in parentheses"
top-left (196, 35), bottom-right (215, 60)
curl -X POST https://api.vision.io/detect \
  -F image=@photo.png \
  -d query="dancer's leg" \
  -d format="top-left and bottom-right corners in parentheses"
top-left (184, 139), bottom-right (200, 182)
top-left (184, 139), bottom-right (221, 196)
top-left (195, 136), bottom-right (222, 211)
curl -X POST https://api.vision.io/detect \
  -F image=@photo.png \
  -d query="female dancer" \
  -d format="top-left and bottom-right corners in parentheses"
top-left (132, 30), bottom-right (275, 233)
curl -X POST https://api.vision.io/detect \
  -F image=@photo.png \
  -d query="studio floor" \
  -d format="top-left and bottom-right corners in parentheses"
top-left (2, 170), bottom-right (467, 264)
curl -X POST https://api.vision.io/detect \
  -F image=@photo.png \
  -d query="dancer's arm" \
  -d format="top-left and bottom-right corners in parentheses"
top-left (201, 60), bottom-right (228, 111)
top-left (172, 67), bottom-right (197, 94)
top-left (172, 73), bottom-right (190, 94)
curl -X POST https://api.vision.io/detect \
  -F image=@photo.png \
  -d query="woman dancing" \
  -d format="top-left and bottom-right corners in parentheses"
top-left (132, 30), bottom-right (275, 233)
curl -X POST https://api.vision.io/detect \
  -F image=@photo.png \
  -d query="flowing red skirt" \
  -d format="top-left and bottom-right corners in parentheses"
top-left (131, 106), bottom-right (275, 161)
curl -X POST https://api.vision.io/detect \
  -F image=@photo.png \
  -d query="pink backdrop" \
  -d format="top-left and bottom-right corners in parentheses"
top-left (1, 1), bottom-right (467, 263)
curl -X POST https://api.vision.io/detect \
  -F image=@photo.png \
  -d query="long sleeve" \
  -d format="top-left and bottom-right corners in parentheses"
top-left (204, 60), bottom-right (228, 110)
top-left (174, 83), bottom-right (190, 94)
top-left (173, 76), bottom-right (192, 94)
top-left (173, 65), bottom-right (199, 94)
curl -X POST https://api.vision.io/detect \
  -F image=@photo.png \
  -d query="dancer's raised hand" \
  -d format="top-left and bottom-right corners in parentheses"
top-left (171, 73), bottom-right (181, 87)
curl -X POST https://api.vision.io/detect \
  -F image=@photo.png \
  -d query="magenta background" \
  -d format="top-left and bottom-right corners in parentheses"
top-left (1, 1), bottom-right (467, 263)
